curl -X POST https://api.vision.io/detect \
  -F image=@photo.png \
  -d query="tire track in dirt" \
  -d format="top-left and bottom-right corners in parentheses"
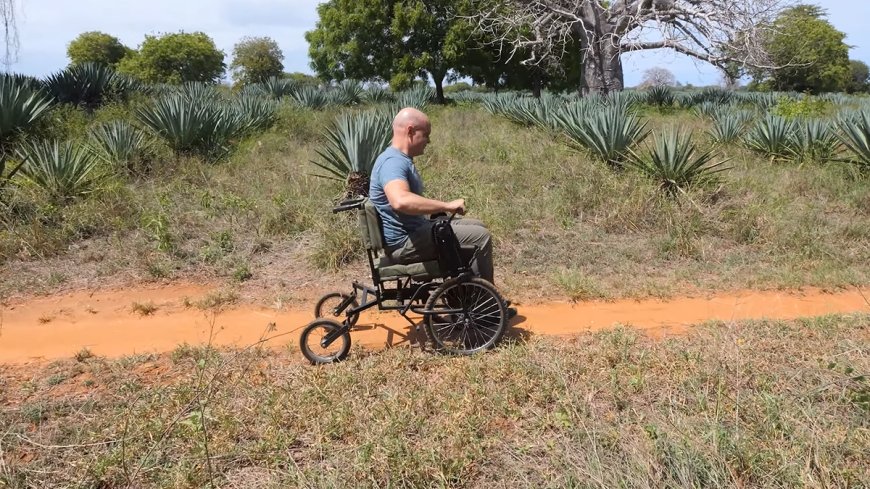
top-left (1, 284), bottom-right (868, 363)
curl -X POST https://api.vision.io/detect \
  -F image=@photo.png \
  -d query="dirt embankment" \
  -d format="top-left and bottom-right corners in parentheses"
top-left (1, 283), bottom-right (868, 364)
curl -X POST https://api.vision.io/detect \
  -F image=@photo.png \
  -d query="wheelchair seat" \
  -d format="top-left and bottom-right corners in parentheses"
top-left (357, 198), bottom-right (443, 282)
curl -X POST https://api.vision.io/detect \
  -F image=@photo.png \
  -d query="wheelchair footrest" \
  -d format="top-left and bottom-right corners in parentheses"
top-left (410, 306), bottom-right (465, 316)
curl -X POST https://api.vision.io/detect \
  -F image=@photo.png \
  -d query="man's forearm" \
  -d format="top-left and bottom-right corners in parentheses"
top-left (393, 192), bottom-right (449, 215)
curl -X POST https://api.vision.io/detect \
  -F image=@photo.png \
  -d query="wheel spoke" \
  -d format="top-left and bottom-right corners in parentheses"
top-left (427, 279), bottom-right (506, 353)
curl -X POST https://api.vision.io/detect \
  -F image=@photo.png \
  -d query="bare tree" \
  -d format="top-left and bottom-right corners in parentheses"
top-left (472, 0), bottom-right (795, 94)
top-left (1, 0), bottom-right (20, 69)
top-left (640, 66), bottom-right (676, 87)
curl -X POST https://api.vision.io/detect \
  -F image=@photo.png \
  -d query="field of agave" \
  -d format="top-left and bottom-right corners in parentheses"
top-left (1, 63), bottom-right (869, 300)
top-left (4, 61), bottom-right (870, 206)
top-left (473, 87), bottom-right (870, 192)
top-left (0, 63), bottom-right (434, 205)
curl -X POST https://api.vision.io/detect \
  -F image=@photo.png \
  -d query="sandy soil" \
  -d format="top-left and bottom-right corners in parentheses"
top-left (1, 282), bottom-right (867, 364)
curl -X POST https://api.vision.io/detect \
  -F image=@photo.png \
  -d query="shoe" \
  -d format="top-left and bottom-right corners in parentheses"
top-left (506, 307), bottom-right (518, 320)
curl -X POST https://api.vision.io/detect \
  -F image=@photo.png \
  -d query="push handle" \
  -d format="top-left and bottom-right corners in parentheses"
top-left (332, 196), bottom-right (366, 214)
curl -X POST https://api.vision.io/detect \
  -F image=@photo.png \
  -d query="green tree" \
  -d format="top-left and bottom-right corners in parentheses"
top-left (230, 36), bottom-right (284, 85)
top-left (67, 31), bottom-right (131, 67)
top-left (306, 0), bottom-right (395, 83)
top-left (849, 60), bottom-right (869, 93)
top-left (757, 5), bottom-right (851, 93)
top-left (118, 32), bottom-right (225, 84)
top-left (307, 0), bottom-right (582, 102)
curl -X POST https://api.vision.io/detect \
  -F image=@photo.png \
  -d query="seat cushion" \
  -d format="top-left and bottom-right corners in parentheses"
top-left (377, 257), bottom-right (442, 280)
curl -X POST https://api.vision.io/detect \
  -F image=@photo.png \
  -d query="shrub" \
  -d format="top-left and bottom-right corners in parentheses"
top-left (312, 110), bottom-right (392, 196)
top-left (627, 129), bottom-right (729, 195)
top-left (15, 139), bottom-right (104, 203)
top-left (0, 74), bottom-right (54, 186)
top-left (554, 105), bottom-right (649, 167)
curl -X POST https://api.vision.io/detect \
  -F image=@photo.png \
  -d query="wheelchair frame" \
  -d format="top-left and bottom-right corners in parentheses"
top-left (300, 196), bottom-right (507, 364)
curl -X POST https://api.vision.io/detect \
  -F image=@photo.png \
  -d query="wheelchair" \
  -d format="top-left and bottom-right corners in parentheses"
top-left (299, 196), bottom-right (510, 365)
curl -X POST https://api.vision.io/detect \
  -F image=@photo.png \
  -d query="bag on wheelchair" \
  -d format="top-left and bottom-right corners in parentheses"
top-left (431, 218), bottom-right (466, 276)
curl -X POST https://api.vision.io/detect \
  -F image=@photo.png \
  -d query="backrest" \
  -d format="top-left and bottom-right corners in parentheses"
top-left (357, 198), bottom-right (386, 254)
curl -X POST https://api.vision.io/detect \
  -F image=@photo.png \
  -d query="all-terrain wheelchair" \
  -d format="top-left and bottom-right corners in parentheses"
top-left (299, 196), bottom-right (510, 364)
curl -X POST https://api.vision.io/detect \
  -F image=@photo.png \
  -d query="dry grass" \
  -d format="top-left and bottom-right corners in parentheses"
top-left (0, 104), bottom-right (867, 305)
top-left (0, 314), bottom-right (867, 487)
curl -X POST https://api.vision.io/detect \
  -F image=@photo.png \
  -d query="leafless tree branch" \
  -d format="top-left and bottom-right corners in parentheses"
top-left (470, 0), bottom-right (797, 92)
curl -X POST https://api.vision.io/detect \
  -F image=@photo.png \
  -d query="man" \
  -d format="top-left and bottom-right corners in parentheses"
top-left (369, 107), bottom-right (515, 317)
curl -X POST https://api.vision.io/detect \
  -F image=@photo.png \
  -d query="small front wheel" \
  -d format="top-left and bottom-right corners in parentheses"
top-left (299, 319), bottom-right (351, 365)
top-left (314, 292), bottom-right (360, 327)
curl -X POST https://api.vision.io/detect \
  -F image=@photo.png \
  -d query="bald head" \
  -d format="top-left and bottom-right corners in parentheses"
top-left (393, 107), bottom-right (429, 132)
top-left (391, 107), bottom-right (431, 157)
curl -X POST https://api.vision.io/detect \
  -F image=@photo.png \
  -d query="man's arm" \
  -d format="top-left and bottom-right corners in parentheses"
top-left (383, 179), bottom-right (465, 216)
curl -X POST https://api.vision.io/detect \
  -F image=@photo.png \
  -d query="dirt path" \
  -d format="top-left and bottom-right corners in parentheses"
top-left (1, 284), bottom-right (868, 364)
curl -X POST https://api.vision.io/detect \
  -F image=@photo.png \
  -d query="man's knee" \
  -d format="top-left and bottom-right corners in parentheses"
top-left (451, 222), bottom-right (491, 249)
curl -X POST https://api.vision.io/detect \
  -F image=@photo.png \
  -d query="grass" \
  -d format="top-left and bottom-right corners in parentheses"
top-left (131, 301), bottom-right (158, 316)
top-left (0, 103), bottom-right (867, 304)
top-left (0, 314), bottom-right (867, 487)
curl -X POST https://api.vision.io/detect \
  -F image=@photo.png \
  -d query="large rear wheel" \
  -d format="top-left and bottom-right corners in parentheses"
top-left (424, 277), bottom-right (507, 355)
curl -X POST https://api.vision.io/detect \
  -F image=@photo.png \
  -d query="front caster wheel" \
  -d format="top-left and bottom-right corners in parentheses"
top-left (299, 319), bottom-right (351, 365)
top-left (314, 292), bottom-right (360, 327)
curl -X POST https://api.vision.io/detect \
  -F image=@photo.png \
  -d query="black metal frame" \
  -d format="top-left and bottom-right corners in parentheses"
top-left (319, 197), bottom-right (478, 348)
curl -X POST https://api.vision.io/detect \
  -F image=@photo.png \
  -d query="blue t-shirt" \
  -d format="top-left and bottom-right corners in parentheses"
top-left (369, 146), bottom-right (428, 248)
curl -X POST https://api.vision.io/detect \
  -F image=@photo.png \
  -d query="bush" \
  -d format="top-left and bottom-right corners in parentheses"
top-left (15, 139), bottom-right (105, 203)
top-left (772, 95), bottom-right (833, 119)
top-left (118, 32), bottom-right (225, 84)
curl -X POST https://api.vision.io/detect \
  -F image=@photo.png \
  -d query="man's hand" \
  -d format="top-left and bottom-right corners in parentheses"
top-left (444, 199), bottom-right (466, 215)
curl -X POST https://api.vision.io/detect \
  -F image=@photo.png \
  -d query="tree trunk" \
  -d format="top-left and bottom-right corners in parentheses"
top-left (431, 70), bottom-right (446, 104)
top-left (532, 71), bottom-right (542, 98)
top-left (581, 40), bottom-right (624, 95)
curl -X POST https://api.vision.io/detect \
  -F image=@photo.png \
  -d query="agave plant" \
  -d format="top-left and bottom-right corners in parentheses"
top-left (312, 110), bottom-right (392, 196)
top-left (173, 82), bottom-right (222, 102)
top-left (363, 85), bottom-right (393, 104)
top-left (257, 76), bottom-right (297, 99)
top-left (836, 111), bottom-right (870, 171)
top-left (233, 95), bottom-right (279, 134)
top-left (708, 111), bottom-right (750, 144)
top-left (137, 94), bottom-right (244, 159)
top-left (744, 115), bottom-right (797, 160)
top-left (553, 105), bottom-right (649, 167)
top-left (481, 93), bottom-right (519, 116)
top-left (627, 129), bottom-right (730, 195)
top-left (44, 63), bottom-right (118, 109)
top-left (16, 139), bottom-right (104, 202)
top-left (88, 120), bottom-right (150, 174)
top-left (0, 75), bottom-right (54, 185)
top-left (691, 102), bottom-right (719, 119)
top-left (645, 86), bottom-right (675, 108)
top-left (690, 87), bottom-right (734, 106)
top-left (605, 91), bottom-right (640, 112)
top-left (788, 119), bottom-right (839, 164)
top-left (395, 84), bottom-right (434, 110)
top-left (329, 79), bottom-right (364, 106)
top-left (292, 85), bottom-right (330, 110)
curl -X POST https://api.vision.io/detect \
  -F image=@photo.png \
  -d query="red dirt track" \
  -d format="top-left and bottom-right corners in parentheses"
top-left (1, 284), bottom-right (868, 364)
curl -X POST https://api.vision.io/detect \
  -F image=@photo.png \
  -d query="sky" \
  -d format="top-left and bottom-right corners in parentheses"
top-left (5, 0), bottom-right (869, 87)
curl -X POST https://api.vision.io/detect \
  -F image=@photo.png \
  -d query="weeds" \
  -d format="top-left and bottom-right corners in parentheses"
top-left (0, 315), bottom-right (867, 486)
top-left (131, 301), bottom-right (158, 316)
